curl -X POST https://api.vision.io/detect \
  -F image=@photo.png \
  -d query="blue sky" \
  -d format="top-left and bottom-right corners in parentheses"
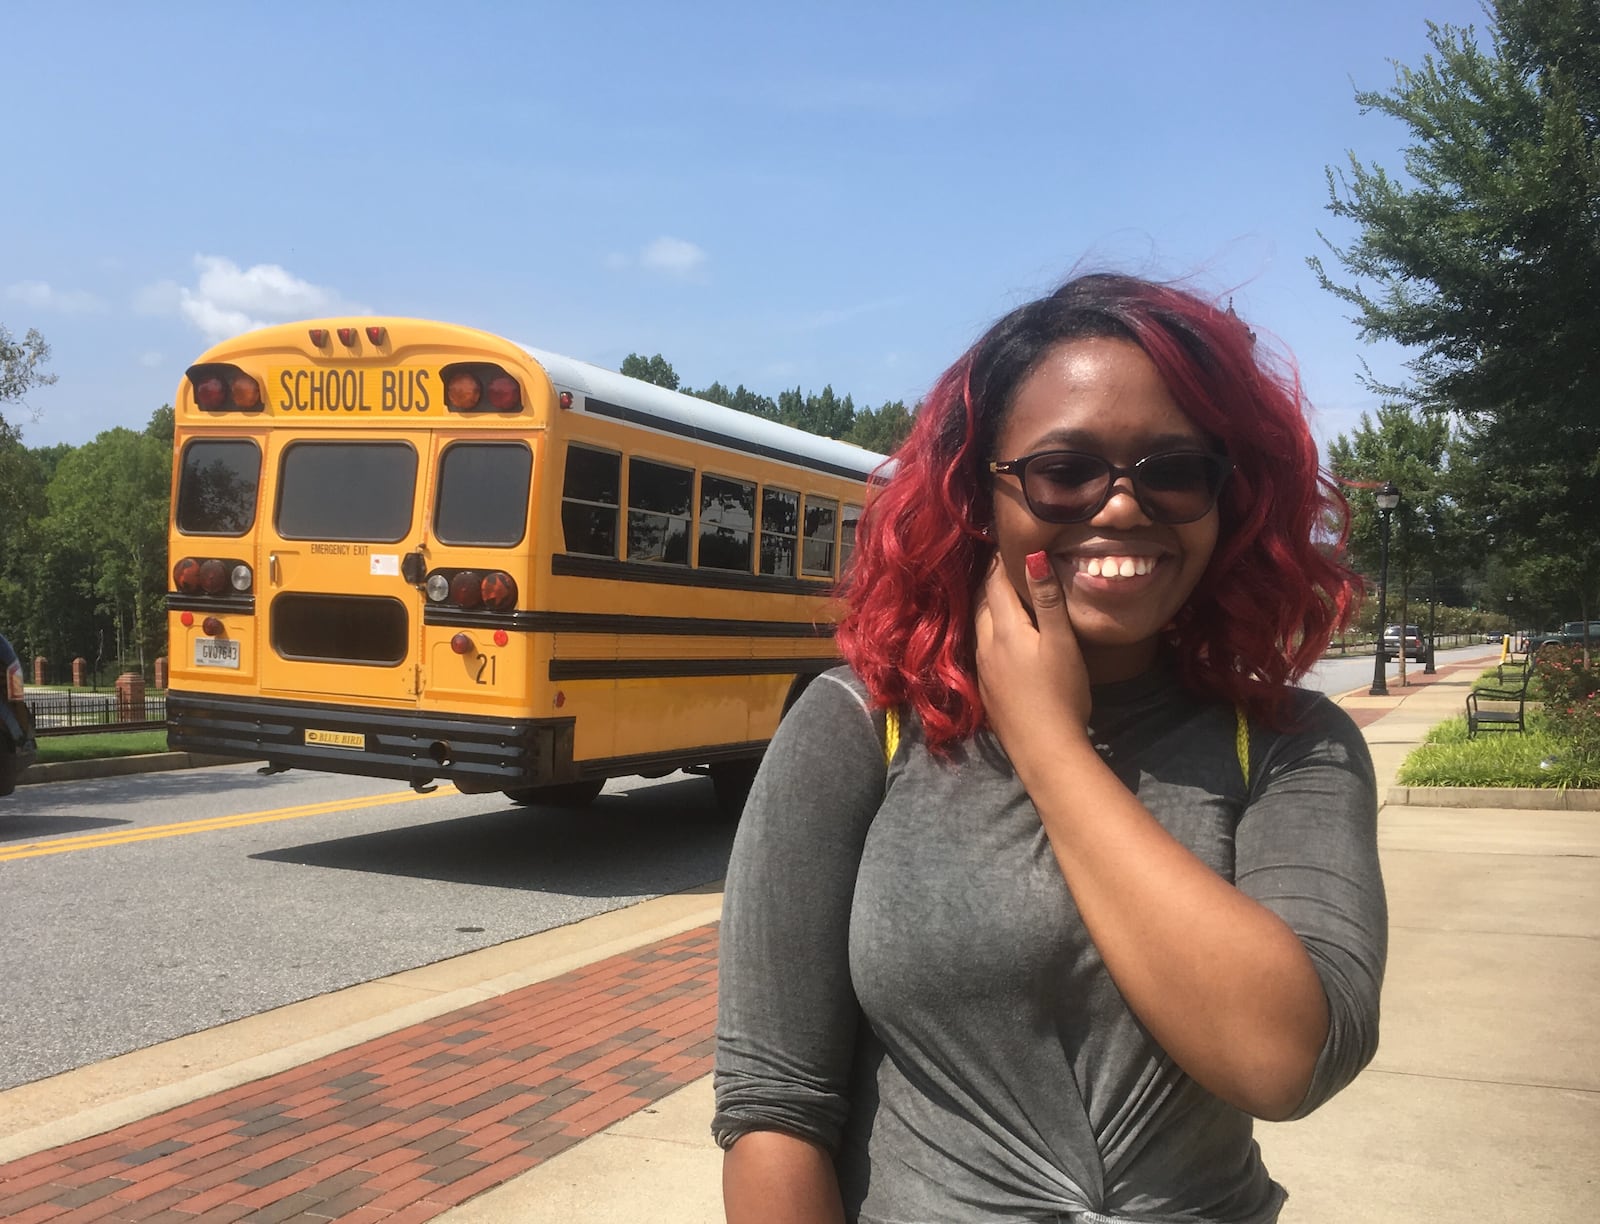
top-left (3, 1), bottom-right (1488, 453)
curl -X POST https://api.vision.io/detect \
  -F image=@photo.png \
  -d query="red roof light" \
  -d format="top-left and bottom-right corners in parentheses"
top-left (446, 373), bottom-right (482, 410)
top-left (487, 375), bottom-right (521, 411)
top-left (230, 375), bottom-right (261, 409)
top-left (366, 326), bottom-right (386, 345)
top-left (337, 327), bottom-right (357, 346)
top-left (194, 377), bottom-right (227, 410)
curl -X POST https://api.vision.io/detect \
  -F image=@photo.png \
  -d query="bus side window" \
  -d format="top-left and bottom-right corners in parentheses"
top-left (561, 445), bottom-right (621, 557)
top-left (699, 473), bottom-right (755, 572)
top-left (760, 488), bottom-right (799, 578)
top-left (802, 496), bottom-right (838, 577)
top-left (841, 503), bottom-right (863, 574)
top-left (627, 458), bottom-right (692, 565)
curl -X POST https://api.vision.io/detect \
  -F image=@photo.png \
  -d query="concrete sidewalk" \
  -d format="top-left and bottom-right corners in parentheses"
top-left (3, 654), bottom-right (1596, 1222)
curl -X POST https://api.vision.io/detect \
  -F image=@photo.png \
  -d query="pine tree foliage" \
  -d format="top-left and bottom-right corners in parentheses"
top-left (1311, 0), bottom-right (1600, 619)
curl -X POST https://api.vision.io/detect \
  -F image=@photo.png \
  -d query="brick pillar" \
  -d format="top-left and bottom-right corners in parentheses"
top-left (33, 656), bottom-right (46, 686)
top-left (72, 657), bottom-right (88, 687)
top-left (115, 672), bottom-right (146, 722)
top-left (154, 656), bottom-right (168, 690)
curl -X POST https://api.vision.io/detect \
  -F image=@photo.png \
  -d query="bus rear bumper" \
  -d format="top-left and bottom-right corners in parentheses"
top-left (166, 691), bottom-right (575, 793)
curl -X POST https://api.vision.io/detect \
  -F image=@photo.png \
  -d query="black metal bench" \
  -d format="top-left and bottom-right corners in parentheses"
top-left (1466, 663), bottom-right (1536, 737)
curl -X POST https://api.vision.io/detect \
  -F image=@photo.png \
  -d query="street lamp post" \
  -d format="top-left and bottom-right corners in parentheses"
top-left (1370, 482), bottom-right (1402, 697)
top-left (1424, 573), bottom-right (1437, 674)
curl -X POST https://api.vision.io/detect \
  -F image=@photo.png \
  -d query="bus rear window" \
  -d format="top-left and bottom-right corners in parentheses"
top-left (176, 440), bottom-right (261, 536)
top-left (273, 593), bottom-right (408, 665)
top-left (277, 442), bottom-right (417, 542)
top-left (435, 442), bottom-right (531, 546)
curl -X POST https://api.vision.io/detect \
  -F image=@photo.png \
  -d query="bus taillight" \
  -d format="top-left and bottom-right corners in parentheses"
top-left (423, 568), bottom-right (518, 612)
top-left (449, 571), bottom-right (483, 609)
top-left (186, 363), bottom-right (265, 413)
top-left (174, 556), bottom-right (252, 595)
top-left (480, 572), bottom-right (517, 611)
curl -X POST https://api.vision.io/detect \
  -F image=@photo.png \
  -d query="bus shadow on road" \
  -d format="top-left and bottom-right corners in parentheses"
top-left (0, 812), bottom-right (130, 842)
top-left (248, 775), bottom-right (736, 896)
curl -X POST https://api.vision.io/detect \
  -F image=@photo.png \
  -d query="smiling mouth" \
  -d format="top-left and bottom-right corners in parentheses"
top-left (1070, 554), bottom-right (1160, 579)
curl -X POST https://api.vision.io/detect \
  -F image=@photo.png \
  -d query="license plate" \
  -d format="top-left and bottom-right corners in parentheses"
top-left (194, 639), bottom-right (241, 668)
top-left (305, 728), bottom-right (366, 750)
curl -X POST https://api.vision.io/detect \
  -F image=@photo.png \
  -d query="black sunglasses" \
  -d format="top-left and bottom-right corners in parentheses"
top-left (988, 449), bottom-right (1233, 525)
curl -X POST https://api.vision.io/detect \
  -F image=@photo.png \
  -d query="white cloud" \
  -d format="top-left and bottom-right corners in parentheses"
top-left (139, 255), bottom-right (369, 342)
top-left (4, 280), bottom-right (105, 313)
top-left (639, 237), bottom-right (707, 277)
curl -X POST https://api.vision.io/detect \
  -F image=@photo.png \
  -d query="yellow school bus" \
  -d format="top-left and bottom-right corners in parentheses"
top-left (165, 318), bottom-right (884, 812)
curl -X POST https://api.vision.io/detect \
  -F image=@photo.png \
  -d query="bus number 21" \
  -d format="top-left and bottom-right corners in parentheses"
top-left (474, 654), bottom-right (496, 685)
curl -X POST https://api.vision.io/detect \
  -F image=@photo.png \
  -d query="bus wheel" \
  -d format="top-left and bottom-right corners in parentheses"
top-left (504, 779), bottom-right (605, 808)
top-left (709, 760), bottom-right (761, 820)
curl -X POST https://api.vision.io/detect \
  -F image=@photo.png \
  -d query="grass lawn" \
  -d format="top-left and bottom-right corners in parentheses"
top-left (35, 730), bottom-right (170, 763)
top-left (1397, 668), bottom-right (1599, 788)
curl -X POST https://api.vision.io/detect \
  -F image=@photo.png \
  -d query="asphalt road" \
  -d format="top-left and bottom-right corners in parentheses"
top-left (0, 642), bottom-right (1499, 1093)
top-left (0, 766), bottom-right (737, 1091)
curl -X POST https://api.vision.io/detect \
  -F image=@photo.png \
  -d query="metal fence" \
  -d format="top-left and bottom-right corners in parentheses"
top-left (23, 691), bottom-right (168, 736)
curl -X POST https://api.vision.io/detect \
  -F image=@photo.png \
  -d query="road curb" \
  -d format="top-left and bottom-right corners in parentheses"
top-left (19, 752), bottom-right (257, 786)
top-left (1385, 785), bottom-right (1600, 811)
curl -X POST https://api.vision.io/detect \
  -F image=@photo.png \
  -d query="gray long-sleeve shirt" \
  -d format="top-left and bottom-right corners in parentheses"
top-left (713, 667), bottom-right (1386, 1223)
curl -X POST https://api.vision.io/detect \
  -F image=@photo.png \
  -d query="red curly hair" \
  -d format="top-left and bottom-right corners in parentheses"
top-left (836, 273), bottom-right (1361, 754)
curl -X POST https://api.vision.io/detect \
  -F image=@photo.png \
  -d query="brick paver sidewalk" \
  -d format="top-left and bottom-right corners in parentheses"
top-left (0, 926), bottom-right (720, 1223)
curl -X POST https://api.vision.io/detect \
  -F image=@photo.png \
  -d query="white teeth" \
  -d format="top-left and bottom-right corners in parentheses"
top-left (1072, 555), bottom-right (1156, 579)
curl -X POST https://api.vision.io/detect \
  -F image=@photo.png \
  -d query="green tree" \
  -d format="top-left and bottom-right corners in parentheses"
top-left (619, 352), bottom-right (680, 390)
top-left (845, 399), bottom-right (914, 454)
top-left (1328, 404), bottom-right (1465, 655)
top-left (46, 423), bottom-right (172, 674)
top-left (688, 381), bottom-right (780, 420)
top-left (0, 324), bottom-right (57, 409)
top-left (0, 324), bottom-right (59, 647)
top-left (1310, 0), bottom-right (1600, 625)
top-left (777, 385), bottom-right (855, 439)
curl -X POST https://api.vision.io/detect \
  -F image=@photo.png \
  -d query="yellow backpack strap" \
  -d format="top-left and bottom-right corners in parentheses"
top-left (884, 707), bottom-right (900, 765)
top-left (1235, 704), bottom-right (1250, 789)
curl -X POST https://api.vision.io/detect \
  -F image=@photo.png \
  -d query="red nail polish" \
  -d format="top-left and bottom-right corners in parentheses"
top-left (1025, 551), bottom-right (1050, 580)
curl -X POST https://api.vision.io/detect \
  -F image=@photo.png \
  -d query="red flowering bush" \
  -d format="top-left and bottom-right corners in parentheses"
top-left (1534, 646), bottom-right (1600, 762)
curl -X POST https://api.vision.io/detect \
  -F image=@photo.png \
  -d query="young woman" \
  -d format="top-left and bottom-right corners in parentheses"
top-left (713, 273), bottom-right (1387, 1224)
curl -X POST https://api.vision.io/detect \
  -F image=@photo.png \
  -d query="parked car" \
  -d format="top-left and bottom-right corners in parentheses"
top-left (1382, 623), bottom-right (1427, 662)
top-left (1484, 631), bottom-right (1504, 643)
top-left (1, 632), bottom-right (38, 797)
top-left (1534, 621), bottom-right (1600, 651)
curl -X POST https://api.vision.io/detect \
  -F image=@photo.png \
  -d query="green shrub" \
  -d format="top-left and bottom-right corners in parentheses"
top-left (1396, 713), bottom-right (1600, 788)
top-left (1534, 646), bottom-right (1600, 763)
